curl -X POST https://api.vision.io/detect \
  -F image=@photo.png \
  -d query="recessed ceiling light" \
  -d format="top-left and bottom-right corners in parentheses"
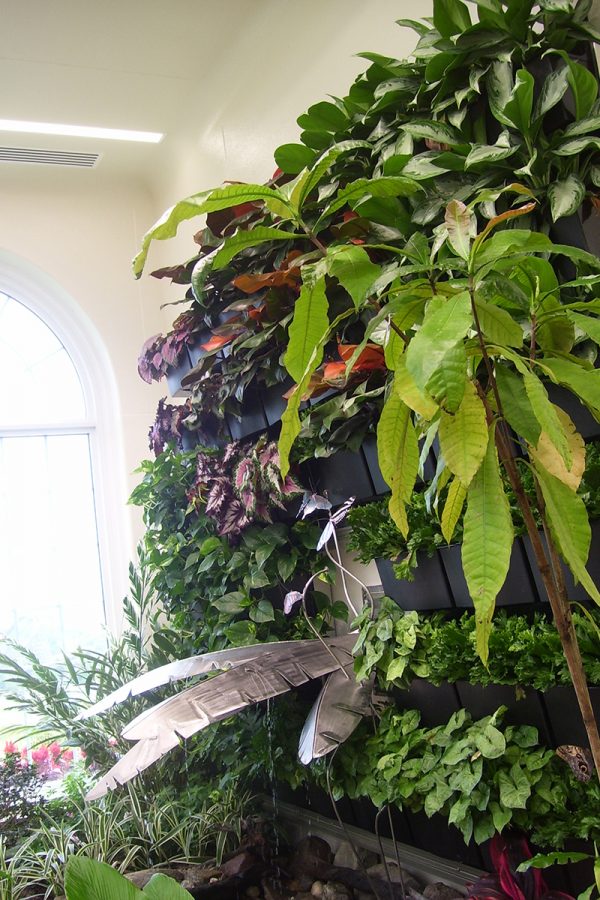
top-left (0, 119), bottom-right (163, 143)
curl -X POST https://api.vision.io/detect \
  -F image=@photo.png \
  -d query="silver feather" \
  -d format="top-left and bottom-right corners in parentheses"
top-left (298, 666), bottom-right (374, 764)
top-left (76, 642), bottom-right (319, 720)
top-left (85, 635), bottom-right (356, 799)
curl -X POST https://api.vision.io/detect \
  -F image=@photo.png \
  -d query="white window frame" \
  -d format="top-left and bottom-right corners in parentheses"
top-left (0, 249), bottom-right (130, 635)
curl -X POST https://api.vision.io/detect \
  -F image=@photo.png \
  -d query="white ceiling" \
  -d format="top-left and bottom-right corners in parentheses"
top-left (0, 0), bottom-right (426, 193)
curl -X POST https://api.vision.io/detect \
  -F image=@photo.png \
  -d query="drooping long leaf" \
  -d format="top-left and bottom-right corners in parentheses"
top-left (298, 667), bottom-right (374, 764)
top-left (567, 312), bottom-right (600, 348)
top-left (495, 364), bottom-right (541, 446)
top-left (534, 467), bottom-right (600, 605)
top-left (542, 357), bottom-right (600, 415)
top-left (425, 342), bottom-right (467, 414)
top-left (502, 69), bottom-right (534, 134)
top-left (438, 380), bottom-right (489, 486)
top-left (87, 636), bottom-right (357, 799)
top-left (405, 291), bottom-right (472, 392)
top-left (461, 434), bottom-right (514, 664)
top-left (523, 370), bottom-right (571, 467)
top-left (377, 393), bottom-right (419, 536)
top-left (64, 856), bottom-right (142, 900)
top-left (474, 298), bottom-right (524, 347)
top-left (284, 274), bottom-right (329, 383)
top-left (441, 476), bottom-right (467, 543)
top-left (393, 355), bottom-right (438, 419)
top-left (528, 407), bottom-right (585, 492)
top-left (133, 184), bottom-right (293, 278)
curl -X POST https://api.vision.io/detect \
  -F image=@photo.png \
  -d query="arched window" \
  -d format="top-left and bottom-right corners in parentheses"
top-left (0, 252), bottom-right (130, 663)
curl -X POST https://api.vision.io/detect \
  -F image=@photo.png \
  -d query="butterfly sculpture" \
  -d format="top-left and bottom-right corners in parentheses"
top-left (78, 495), bottom-right (375, 800)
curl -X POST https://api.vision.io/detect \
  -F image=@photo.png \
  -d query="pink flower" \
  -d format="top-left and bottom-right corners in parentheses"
top-left (31, 746), bottom-right (49, 765)
top-left (3, 741), bottom-right (17, 755)
top-left (48, 742), bottom-right (62, 760)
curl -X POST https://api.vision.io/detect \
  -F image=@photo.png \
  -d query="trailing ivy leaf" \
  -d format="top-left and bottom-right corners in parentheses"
top-left (445, 200), bottom-right (475, 261)
top-left (394, 355), bottom-right (438, 420)
top-left (535, 467), bottom-right (600, 605)
top-left (133, 184), bottom-right (292, 277)
top-left (548, 175), bottom-right (585, 222)
top-left (285, 275), bottom-right (329, 383)
top-left (502, 69), bottom-right (534, 134)
top-left (523, 370), bottom-right (571, 468)
top-left (529, 408), bottom-right (585, 491)
top-left (441, 477), bottom-right (467, 543)
top-left (274, 143), bottom-right (317, 175)
top-left (542, 357), bottom-right (600, 417)
top-left (212, 226), bottom-right (300, 270)
top-left (406, 291), bottom-right (472, 393)
top-left (495, 364), bottom-right (541, 446)
top-left (474, 298), bottom-right (523, 347)
top-left (439, 381), bottom-right (488, 487)
top-left (489, 801), bottom-right (512, 833)
top-left (326, 246), bottom-right (380, 308)
top-left (249, 599), bottom-right (275, 623)
top-left (462, 435), bottom-right (513, 664)
top-left (377, 394), bottom-right (419, 538)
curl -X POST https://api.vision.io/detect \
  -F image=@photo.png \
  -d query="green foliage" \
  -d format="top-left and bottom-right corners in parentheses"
top-left (0, 753), bottom-right (46, 853)
top-left (327, 704), bottom-right (600, 848)
top-left (351, 598), bottom-right (600, 692)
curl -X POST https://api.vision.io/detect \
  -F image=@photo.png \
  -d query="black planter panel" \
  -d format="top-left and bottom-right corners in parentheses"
top-left (166, 349), bottom-right (192, 397)
top-left (376, 555), bottom-right (453, 610)
top-left (404, 810), bottom-right (486, 869)
top-left (455, 682), bottom-right (552, 747)
top-left (225, 389), bottom-right (269, 441)
top-left (261, 378), bottom-right (294, 427)
top-left (523, 519), bottom-right (600, 605)
top-left (362, 435), bottom-right (437, 498)
top-left (542, 685), bottom-right (600, 747)
top-left (441, 538), bottom-right (538, 608)
top-left (400, 679), bottom-right (461, 727)
top-left (309, 447), bottom-right (374, 507)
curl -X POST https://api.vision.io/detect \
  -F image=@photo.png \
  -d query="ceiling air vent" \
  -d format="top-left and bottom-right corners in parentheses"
top-left (0, 146), bottom-right (100, 167)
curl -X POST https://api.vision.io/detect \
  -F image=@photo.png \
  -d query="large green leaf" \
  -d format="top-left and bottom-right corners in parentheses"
top-left (568, 311), bottom-right (600, 347)
top-left (495, 364), bottom-right (541, 446)
top-left (274, 143), bottom-right (317, 175)
top-left (535, 467), bottom-right (600, 605)
top-left (377, 394), bottom-right (419, 536)
top-left (326, 246), bottom-right (380, 308)
top-left (502, 69), bottom-right (534, 133)
top-left (523, 370), bottom-right (571, 467)
top-left (541, 357), bottom-right (600, 418)
top-left (433, 0), bottom-right (471, 35)
top-left (133, 184), bottom-right (292, 278)
top-left (212, 226), bottom-right (299, 270)
top-left (474, 298), bottom-right (523, 347)
top-left (318, 176), bottom-right (421, 223)
top-left (297, 101), bottom-right (348, 133)
top-left (402, 120), bottom-right (463, 146)
top-left (342, 293), bottom-right (425, 376)
top-left (550, 50), bottom-right (598, 119)
top-left (487, 60), bottom-right (515, 128)
top-left (143, 875), bottom-right (193, 900)
top-left (439, 381), bottom-right (489, 486)
top-left (406, 291), bottom-right (472, 392)
top-left (554, 135), bottom-right (600, 156)
top-left (291, 140), bottom-right (371, 211)
top-left (533, 64), bottom-right (569, 121)
top-left (65, 857), bottom-right (142, 900)
top-left (284, 274), bottom-right (329, 383)
top-left (465, 139), bottom-right (518, 169)
top-left (462, 435), bottom-right (514, 664)
top-left (548, 175), bottom-right (585, 222)
top-left (445, 200), bottom-right (475, 261)
top-left (475, 230), bottom-right (554, 270)
top-left (425, 342), bottom-right (467, 414)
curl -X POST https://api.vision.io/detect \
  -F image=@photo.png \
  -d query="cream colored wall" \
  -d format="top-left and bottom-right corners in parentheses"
top-left (0, 169), bottom-right (166, 544)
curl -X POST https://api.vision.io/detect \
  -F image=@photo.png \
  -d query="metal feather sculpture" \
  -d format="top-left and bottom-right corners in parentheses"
top-left (80, 494), bottom-right (375, 800)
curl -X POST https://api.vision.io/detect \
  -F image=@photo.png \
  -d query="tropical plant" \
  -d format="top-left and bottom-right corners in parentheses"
top-left (0, 749), bottom-right (46, 853)
top-left (64, 856), bottom-right (192, 900)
